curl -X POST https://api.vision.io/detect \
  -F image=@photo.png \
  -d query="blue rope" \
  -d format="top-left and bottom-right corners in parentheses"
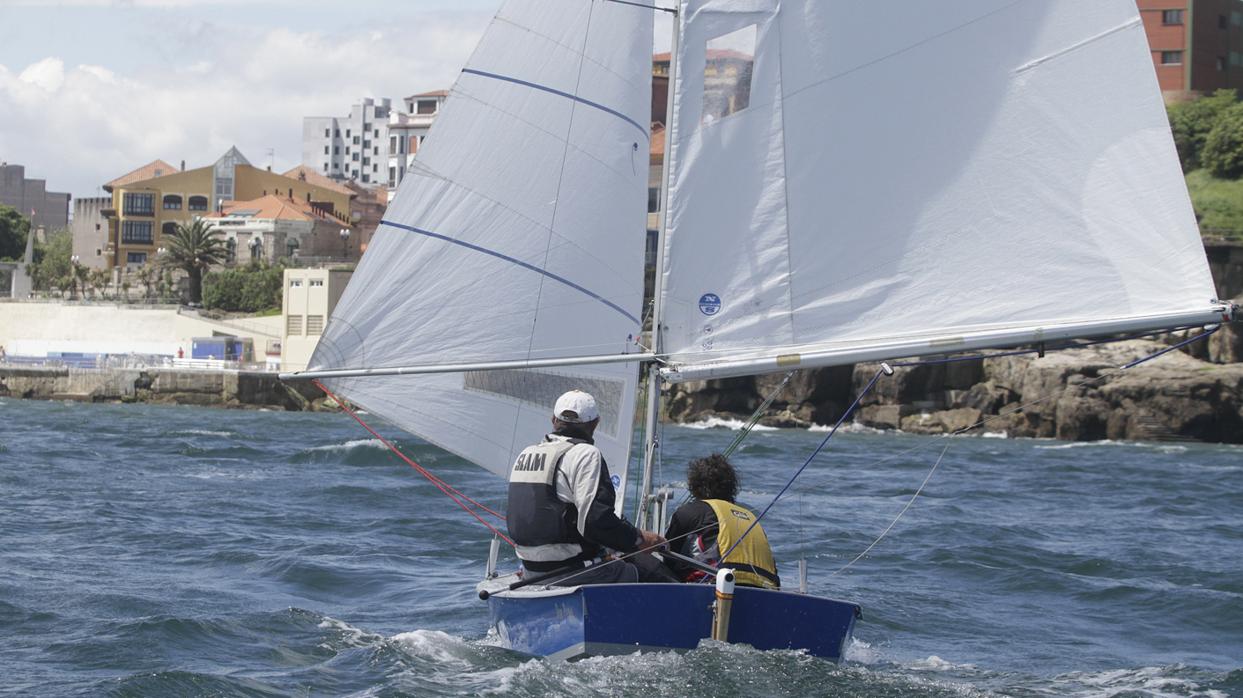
top-left (716, 367), bottom-right (888, 565)
top-left (1122, 325), bottom-right (1219, 370)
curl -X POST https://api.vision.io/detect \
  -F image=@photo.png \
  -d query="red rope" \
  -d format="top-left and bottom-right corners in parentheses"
top-left (313, 380), bottom-right (515, 547)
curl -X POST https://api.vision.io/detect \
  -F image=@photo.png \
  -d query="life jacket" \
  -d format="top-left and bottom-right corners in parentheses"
top-left (506, 436), bottom-right (601, 567)
top-left (703, 499), bottom-right (781, 589)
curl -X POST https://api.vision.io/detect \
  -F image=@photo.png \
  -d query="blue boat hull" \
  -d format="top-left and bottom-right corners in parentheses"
top-left (486, 583), bottom-right (860, 660)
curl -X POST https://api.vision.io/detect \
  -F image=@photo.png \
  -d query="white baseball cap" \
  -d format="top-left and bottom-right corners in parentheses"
top-left (553, 390), bottom-right (599, 423)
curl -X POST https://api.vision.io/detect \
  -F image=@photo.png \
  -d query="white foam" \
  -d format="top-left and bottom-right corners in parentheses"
top-left (1053, 665), bottom-right (1225, 698)
top-left (317, 615), bottom-right (384, 648)
top-left (843, 637), bottom-right (881, 664)
top-left (174, 429), bottom-right (235, 437)
top-left (808, 421), bottom-right (885, 434)
top-left (910, 655), bottom-right (976, 672)
top-left (980, 431), bottom-right (1009, 439)
top-left (389, 629), bottom-right (475, 665)
top-left (682, 417), bottom-right (778, 431)
top-left (307, 438), bottom-right (387, 453)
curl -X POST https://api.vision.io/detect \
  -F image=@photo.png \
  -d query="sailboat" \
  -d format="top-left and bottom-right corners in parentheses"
top-left (283, 0), bottom-right (1235, 661)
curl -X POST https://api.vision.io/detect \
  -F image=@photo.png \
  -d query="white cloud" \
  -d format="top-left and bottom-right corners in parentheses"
top-left (0, 11), bottom-right (490, 196)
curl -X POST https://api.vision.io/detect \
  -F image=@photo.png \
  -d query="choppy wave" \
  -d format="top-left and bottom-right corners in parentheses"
top-left (683, 417), bottom-right (778, 431)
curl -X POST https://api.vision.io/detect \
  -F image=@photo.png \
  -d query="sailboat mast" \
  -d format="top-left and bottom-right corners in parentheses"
top-left (636, 3), bottom-right (679, 531)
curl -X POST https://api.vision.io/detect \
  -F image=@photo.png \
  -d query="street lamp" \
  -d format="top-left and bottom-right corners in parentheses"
top-left (340, 228), bottom-right (350, 260)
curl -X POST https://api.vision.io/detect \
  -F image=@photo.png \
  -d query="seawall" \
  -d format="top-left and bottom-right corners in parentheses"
top-left (0, 366), bottom-right (325, 411)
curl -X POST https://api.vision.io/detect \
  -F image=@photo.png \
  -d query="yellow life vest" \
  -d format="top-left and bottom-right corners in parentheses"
top-left (704, 499), bottom-right (780, 589)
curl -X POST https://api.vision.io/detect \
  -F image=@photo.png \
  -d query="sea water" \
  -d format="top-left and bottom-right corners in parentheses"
top-left (2, 399), bottom-right (1240, 697)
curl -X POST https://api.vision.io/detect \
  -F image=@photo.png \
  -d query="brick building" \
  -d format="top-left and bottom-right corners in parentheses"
top-left (1139, 0), bottom-right (1243, 100)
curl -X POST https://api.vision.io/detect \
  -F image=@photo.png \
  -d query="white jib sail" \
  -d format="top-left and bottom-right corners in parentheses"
top-left (659, 0), bottom-right (1224, 382)
top-left (309, 0), bottom-right (653, 492)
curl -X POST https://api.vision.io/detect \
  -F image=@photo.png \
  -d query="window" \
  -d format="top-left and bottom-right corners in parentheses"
top-left (324, 128), bottom-right (330, 137)
top-left (122, 192), bottom-right (155, 216)
top-left (362, 157), bottom-right (370, 166)
top-left (289, 279), bottom-right (302, 287)
top-left (324, 163), bottom-right (329, 172)
top-left (373, 129), bottom-right (379, 138)
top-left (161, 222), bottom-right (178, 238)
top-left (373, 146), bottom-right (378, 156)
top-left (1219, 56), bottom-right (1227, 71)
top-left (362, 122), bottom-right (370, 132)
top-left (334, 145), bottom-right (339, 154)
top-left (334, 128), bottom-right (340, 137)
top-left (324, 145), bottom-right (329, 154)
top-left (389, 166), bottom-right (397, 185)
top-left (309, 279), bottom-right (323, 287)
top-left (1162, 50), bottom-right (1183, 65)
top-left (188, 196), bottom-right (209, 211)
top-left (122, 221), bottom-right (153, 244)
top-left (363, 140), bottom-right (370, 149)
top-left (345, 147), bottom-right (350, 155)
top-left (648, 187), bottom-right (660, 213)
top-left (286, 314), bottom-right (303, 335)
top-left (306, 315), bottom-right (325, 335)
top-left (352, 170), bottom-right (358, 178)
top-left (353, 136), bottom-right (360, 145)
top-left (1163, 9), bottom-right (1184, 25)
top-left (372, 164), bottom-right (377, 173)
top-left (703, 24), bottom-right (756, 125)
top-left (162, 194), bottom-right (182, 210)
top-left (126, 252), bottom-right (148, 265)
top-left (417, 99), bottom-right (437, 114)
top-left (390, 135), bottom-right (398, 152)
top-left (362, 174), bottom-right (370, 183)
top-left (346, 128), bottom-right (351, 138)
top-left (333, 163), bottom-right (340, 170)
top-left (352, 153), bottom-right (360, 161)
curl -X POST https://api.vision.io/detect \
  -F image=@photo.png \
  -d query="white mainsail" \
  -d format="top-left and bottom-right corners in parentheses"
top-left (659, 0), bottom-right (1226, 382)
top-left (309, 0), bottom-right (653, 483)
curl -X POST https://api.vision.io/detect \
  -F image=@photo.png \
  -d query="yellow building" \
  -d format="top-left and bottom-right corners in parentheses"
top-left (102, 148), bottom-right (355, 270)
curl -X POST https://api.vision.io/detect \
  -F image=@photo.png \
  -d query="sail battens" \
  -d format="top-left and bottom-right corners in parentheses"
top-left (307, 0), bottom-right (651, 486)
top-left (283, 352), bottom-right (655, 381)
top-left (379, 219), bottom-right (641, 325)
top-left (461, 68), bottom-right (649, 138)
top-left (661, 307), bottom-right (1230, 384)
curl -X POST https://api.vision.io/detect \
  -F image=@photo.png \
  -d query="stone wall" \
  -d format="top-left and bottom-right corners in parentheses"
top-left (0, 366), bottom-right (324, 411)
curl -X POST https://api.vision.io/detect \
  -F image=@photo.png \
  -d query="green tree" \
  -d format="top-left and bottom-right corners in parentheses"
top-left (203, 262), bottom-right (285, 313)
top-left (0, 204), bottom-right (31, 261)
top-left (160, 219), bottom-right (227, 304)
top-left (1168, 89), bottom-right (1238, 171)
top-left (28, 229), bottom-right (72, 294)
top-left (1202, 101), bottom-right (1243, 179)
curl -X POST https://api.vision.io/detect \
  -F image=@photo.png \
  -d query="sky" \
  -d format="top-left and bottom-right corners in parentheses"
top-left (0, 0), bottom-right (503, 198)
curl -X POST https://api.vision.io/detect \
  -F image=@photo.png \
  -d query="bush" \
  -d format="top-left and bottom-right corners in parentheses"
top-left (203, 263), bottom-right (285, 313)
top-left (1202, 101), bottom-right (1243, 179)
top-left (1168, 89), bottom-right (1238, 172)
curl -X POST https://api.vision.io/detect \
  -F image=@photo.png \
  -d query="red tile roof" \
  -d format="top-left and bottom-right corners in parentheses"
top-left (104, 159), bottom-right (179, 192)
top-left (281, 165), bottom-right (355, 197)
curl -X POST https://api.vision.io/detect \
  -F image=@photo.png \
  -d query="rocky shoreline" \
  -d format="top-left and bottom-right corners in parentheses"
top-left (665, 335), bottom-right (1243, 444)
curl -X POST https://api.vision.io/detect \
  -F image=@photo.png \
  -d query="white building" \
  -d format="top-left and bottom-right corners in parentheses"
top-left (302, 97), bottom-right (394, 186)
top-left (302, 92), bottom-right (447, 191)
top-left (387, 91), bottom-right (448, 197)
top-left (281, 267), bottom-right (352, 372)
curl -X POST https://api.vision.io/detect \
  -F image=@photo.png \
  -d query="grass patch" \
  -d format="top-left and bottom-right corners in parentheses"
top-left (1185, 170), bottom-right (1243, 240)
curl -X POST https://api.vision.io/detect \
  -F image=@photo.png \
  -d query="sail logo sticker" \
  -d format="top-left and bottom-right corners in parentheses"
top-left (611, 474), bottom-right (621, 488)
top-left (698, 293), bottom-right (721, 316)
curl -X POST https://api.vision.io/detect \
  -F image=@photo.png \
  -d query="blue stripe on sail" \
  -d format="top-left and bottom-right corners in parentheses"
top-left (380, 220), bottom-right (641, 326)
top-left (460, 68), bottom-right (649, 139)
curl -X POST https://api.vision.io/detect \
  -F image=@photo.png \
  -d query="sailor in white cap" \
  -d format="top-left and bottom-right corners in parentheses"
top-left (506, 390), bottom-right (667, 585)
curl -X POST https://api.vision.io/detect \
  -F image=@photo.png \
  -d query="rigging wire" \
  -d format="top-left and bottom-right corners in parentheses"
top-left (805, 327), bottom-right (1222, 570)
top-left (716, 365), bottom-right (891, 565)
top-left (829, 444), bottom-right (948, 576)
top-left (314, 381), bottom-right (515, 547)
top-left (722, 370), bottom-right (796, 458)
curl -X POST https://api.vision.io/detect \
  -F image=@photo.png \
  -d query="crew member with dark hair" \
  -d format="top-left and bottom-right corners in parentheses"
top-left (664, 453), bottom-right (780, 589)
top-left (507, 390), bottom-right (666, 585)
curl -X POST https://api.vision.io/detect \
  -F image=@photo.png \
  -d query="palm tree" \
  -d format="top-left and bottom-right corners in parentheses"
top-left (161, 219), bottom-right (227, 304)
